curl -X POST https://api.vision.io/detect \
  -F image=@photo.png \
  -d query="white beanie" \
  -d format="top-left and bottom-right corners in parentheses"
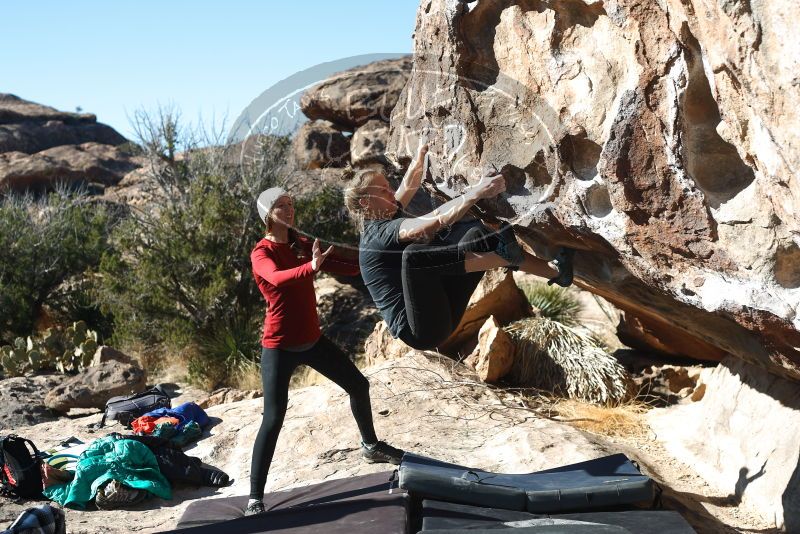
top-left (256, 186), bottom-right (288, 223)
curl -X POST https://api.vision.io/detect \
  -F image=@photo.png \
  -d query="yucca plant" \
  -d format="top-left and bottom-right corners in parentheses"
top-left (505, 316), bottom-right (632, 406)
top-left (189, 314), bottom-right (262, 389)
top-left (519, 282), bottom-right (581, 326)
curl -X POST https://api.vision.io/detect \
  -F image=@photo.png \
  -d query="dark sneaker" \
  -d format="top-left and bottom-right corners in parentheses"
top-left (95, 480), bottom-right (148, 510)
top-left (495, 224), bottom-right (525, 270)
top-left (244, 500), bottom-right (266, 516)
top-left (547, 247), bottom-right (575, 287)
top-left (202, 468), bottom-right (230, 487)
top-left (362, 441), bottom-right (404, 465)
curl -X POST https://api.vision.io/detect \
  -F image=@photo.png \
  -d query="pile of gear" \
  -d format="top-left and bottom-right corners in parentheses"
top-left (1, 384), bottom-right (230, 525)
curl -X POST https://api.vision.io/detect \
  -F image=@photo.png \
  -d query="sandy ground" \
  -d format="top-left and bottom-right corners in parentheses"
top-left (0, 353), bottom-right (778, 533)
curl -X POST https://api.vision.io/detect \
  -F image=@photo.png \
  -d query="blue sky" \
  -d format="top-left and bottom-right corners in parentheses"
top-left (2, 1), bottom-right (418, 139)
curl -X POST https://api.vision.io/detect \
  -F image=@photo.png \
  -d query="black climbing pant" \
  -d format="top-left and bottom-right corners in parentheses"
top-left (398, 220), bottom-right (498, 350)
top-left (249, 335), bottom-right (378, 500)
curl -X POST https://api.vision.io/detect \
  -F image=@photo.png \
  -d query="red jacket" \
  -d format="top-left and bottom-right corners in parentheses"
top-left (251, 236), bottom-right (360, 348)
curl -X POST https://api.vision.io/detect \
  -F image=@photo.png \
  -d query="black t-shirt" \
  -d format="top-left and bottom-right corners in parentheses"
top-left (359, 213), bottom-right (409, 338)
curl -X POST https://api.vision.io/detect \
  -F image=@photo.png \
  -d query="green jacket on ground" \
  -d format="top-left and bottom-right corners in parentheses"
top-left (44, 434), bottom-right (172, 508)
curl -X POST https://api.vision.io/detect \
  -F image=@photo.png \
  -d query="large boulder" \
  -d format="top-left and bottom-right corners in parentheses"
top-left (291, 120), bottom-right (350, 170)
top-left (0, 120), bottom-right (127, 155)
top-left (617, 312), bottom-right (727, 362)
top-left (0, 94), bottom-right (137, 194)
top-left (97, 166), bottom-right (157, 210)
top-left (300, 56), bottom-right (412, 129)
top-left (0, 374), bottom-right (65, 430)
top-left (44, 359), bottom-right (146, 413)
top-left (0, 93), bottom-right (102, 125)
top-left (648, 357), bottom-right (800, 529)
top-left (0, 142), bottom-right (141, 193)
top-left (350, 119), bottom-right (390, 167)
top-left (0, 91), bottom-right (129, 153)
top-left (386, 0), bottom-right (800, 383)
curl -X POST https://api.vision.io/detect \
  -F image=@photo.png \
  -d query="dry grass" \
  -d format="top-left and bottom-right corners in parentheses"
top-left (234, 353), bottom-right (369, 391)
top-left (546, 397), bottom-right (651, 439)
top-left (233, 358), bottom-right (263, 391)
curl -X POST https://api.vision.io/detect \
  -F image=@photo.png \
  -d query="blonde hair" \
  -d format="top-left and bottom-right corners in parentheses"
top-left (342, 166), bottom-right (386, 231)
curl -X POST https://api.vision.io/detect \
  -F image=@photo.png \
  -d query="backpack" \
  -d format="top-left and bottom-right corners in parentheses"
top-left (95, 385), bottom-right (171, 429)
top-left (0, 435), bottom-right (43, 499)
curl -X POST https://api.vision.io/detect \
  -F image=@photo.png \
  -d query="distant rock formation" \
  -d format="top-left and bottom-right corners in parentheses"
top-left (300, 57), bottom-right (412, 130)
top-left (0, 94), bottom-right (139, 193)
top-left (293, 57), bottom-right (411, 173)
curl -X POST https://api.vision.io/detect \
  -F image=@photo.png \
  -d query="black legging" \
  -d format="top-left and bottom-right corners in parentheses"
top-left (249, 335), bottom-right (378, 500)
top-left (398, 221), bottom-right (498, 350)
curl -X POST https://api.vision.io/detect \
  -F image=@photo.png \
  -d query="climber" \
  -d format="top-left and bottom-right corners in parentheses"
top-left (345, 140), bottom-right (574, 351)
top-left (246, 187), bottom-right (404, 517)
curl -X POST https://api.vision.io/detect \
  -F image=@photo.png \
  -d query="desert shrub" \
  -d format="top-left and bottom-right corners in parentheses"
top-left (294, 184), bottom-right (358, 247)
top-left (0, 188), bottom-right (113, 344)
top-left (519, 281), bottom-right (581, 326)
top-left (505, 281), bottom-right (631, 405)
top-left (505, 317), bottom-right (632, 405)
top-left (190, 314), bottom-right (263, 390)
top-left (97, 108), bottom-right (290, 386)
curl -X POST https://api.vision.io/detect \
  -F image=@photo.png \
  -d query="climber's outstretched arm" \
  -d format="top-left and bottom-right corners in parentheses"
top-left (394, 142), bottom-right (428, 209)
top-left (397, 173), bottom-right (506, 243)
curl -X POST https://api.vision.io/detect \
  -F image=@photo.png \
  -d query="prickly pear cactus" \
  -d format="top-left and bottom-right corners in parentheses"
top-left (0, 321), bottom-right (102, 377)
top-left (28, 349), bottom-right (44, 372)
top-left (0, 344), bottom-right (26, 377)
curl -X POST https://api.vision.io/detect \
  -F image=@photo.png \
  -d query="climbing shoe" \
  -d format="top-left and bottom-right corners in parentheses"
top-left (362, 441), bottom-right (404, 465)
top-left (495, 224), bottom-right (525, 270)
top-left (244, 500), bottom-right (266, 516)
top-left (547, 247), bottom-right (575, 287)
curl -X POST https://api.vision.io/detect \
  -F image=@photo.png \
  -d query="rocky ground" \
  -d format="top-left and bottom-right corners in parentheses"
top-left (0, 352), bottom-right (778, 534)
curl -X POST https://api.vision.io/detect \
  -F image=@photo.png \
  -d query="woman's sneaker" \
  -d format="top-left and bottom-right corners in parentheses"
top-left (361, 441), bottom-right (404, 465)
top-left (244, 500), bottom-right (266, 516)
top-left (95, 480), bottom-right (148, 510)
top-left (547, 247), bottom-right (575, 287)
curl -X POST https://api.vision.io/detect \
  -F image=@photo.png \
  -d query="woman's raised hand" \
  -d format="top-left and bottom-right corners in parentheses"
top-left (416, 139), bottom-right (429, 160)
top-left (472, 172), bottom-right (506, 200)
top-left (311, 238), bottom-right (334, 272)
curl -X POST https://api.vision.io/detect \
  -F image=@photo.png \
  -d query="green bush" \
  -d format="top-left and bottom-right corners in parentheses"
top-left (0, 188), bottom-right (113, 345)
top-left (189, 314), bottom-right (263, 389)
top-left (97, 109), bottom-right (290, 385)
top-left (294, 184), bottom-right (358, 247)
top-left (519, 282), bottom-right (582, 326)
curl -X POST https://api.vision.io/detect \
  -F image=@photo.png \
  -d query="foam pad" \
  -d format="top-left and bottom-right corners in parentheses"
top-left (399, 453), bottom-right (654, 513)
top-left (171, 471), bottom-right (406, 534)
top-left (421, 499), bottom-right (695, 533)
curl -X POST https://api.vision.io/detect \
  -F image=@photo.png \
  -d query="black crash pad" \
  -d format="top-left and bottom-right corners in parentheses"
top-left (170, 471), bottom-right (406, 533)
top-left (423, 527), bottom-right (629, 534)
top-left (399, 453), bottom-right (654, 513)
top-left (420, 499), bottom-right (695, 533)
